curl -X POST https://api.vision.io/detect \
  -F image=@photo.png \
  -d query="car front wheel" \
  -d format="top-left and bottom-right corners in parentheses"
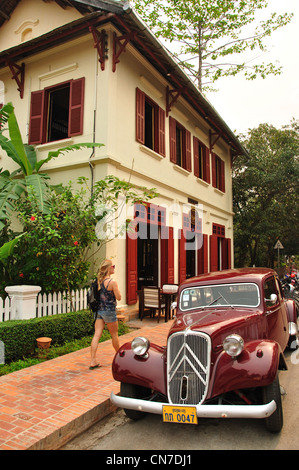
top-left (120, 382), bottom-right (152, 421)
top-left (262, 374), bottom-right (283, 433)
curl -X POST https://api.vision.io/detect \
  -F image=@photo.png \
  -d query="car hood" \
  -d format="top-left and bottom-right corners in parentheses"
top-left (169, 307), bottom-right (263, 346)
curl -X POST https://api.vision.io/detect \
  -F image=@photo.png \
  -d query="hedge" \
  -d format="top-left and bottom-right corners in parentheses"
top-left (0, 310), bottom-right (95, 363)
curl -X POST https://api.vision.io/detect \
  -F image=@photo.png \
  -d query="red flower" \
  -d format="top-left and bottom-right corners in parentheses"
top-left (30, 216), bottom-right (36, 221)
top-left (19, 273), bottom-right (24, 278)
top-left (74, 241), bottom-right (78, 246)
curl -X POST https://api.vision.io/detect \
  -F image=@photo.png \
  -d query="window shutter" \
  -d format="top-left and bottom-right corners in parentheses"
top-left (179, 229), bottom-right (186, 284)
top-left (210, 234), bottom-right (218, 272)
top-left (197, 233), bottom-right (208, 274)
top-left (28, 90), bottom-right (44, 145)
top-left (203, 234), bottom-right (209, 273)
top-left (69, 77), bottom-right (85, 137)
top-left (169, 116), bottom-right (177, 163)
top-left (220, 159), bottom-right (225, 192)
top-left (193, 137), bottom-right (199, 177)
top-left (126, 229), bottom-right (138, 305)
top-left (136, 88), bottom-right (145, 144)
top-left (158, 106), bottom-right (166, 156)
top-left (211, 152), bottom-right (217, 188)
top-left (161, 227), bottom-right (174, 285)
top-left (185, 129), bottom-right (192, 172)
top-left (227, 238), bottom-right (231, 269)
top-left (222, 238), bottom-right (231, 269)
top-left (205, 146), bottom-right (210, 184)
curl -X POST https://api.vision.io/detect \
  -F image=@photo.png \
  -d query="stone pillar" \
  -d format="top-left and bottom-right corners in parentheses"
top-left (5, 285), bottom-right (42, 320)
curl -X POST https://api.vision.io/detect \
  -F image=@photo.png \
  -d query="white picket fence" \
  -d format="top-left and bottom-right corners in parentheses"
top-left (0, 287), bottom-right (88, 322)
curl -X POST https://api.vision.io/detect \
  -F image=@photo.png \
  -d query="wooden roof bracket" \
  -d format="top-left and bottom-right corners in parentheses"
top-left (112, 31), bottom-right (137, 72)
top-left (6, 60), bottom-right (25, 99)
top-left (209, 129), bottom-right (224, 153)
top-left (166, 85), bottom-right (186, 116)
top-left (89, 27), bottom-right (108, 71)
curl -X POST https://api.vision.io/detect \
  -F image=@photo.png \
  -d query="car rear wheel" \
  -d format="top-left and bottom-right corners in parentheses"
top-left (262, 374), bottom-right (283, 433)
top-left (120, 382), bottom-right (151, 421)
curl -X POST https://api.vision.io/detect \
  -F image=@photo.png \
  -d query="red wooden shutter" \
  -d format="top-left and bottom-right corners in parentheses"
top-left (211, 152), bottom-right (217, 188)
top-left (197, 233), bottom-right (204, 275)
top-left (169, 116), bottom-right (177, 163)
top-left (205, 147), bottom-right (210, 184)
top-left (221, 238), bottom-right (228, 270)
top-left (197, 233), bottom-right (209, 274)
top-left (222, 238), bottom-right (231, 269)
top-left (126, 229), bottom-right (138, 305)
top-left (136, 88), bottom-right (145, 144)
top-left (193, 137), bottom-right (199, 177)
top-left (203, 234), bottom-right (209, 273)
top-left (168, 227), bottom-right (175, 283)
top-left (220, 159), bottom-right (225, 192)
top-left (210, 234), bottom-right (218, 272)
top-left (69, 77), bottom-right (85, 137)
top-left (179, 229), bottom-right (186, 284)
top-left (227, 238), bottom-right (231, 269)
top-left (158, 107), bottom-right (165, 156)
top-left (28, 90), bottom-right (44, 145)
top-left (185, 129), bottom-right (192, 172)
top-left (161, 227), bottom-right (174, 285)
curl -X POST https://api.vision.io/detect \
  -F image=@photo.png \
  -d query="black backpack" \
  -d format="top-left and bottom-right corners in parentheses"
top-left (87, 280), bottom-right (99, 312)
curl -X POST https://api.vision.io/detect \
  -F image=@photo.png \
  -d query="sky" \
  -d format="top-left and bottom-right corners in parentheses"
top-left (205, 0), bottom-right (299, 135)
top-left (1, 0), bottom-right (297, 136)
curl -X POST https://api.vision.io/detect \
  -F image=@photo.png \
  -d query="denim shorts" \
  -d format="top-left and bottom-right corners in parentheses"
top-left (95, 309), bottom-right (117, 323)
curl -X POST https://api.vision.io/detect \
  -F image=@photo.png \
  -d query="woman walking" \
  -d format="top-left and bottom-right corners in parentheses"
top-left (89, 259), bottom-right (121, 369)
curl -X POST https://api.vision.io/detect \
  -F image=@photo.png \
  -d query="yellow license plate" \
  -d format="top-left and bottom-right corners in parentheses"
top-left (162, 405), bottom-right (198, 424)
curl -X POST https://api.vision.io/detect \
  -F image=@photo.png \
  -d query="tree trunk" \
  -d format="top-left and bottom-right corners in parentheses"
top-left (197, 22), bottom-right (203, 91)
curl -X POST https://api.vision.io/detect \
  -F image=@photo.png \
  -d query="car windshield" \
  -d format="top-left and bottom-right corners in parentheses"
top-left (179, 283), bottom-right (260, 311)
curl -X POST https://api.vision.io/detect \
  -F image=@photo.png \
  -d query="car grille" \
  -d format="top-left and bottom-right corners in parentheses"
top-left (167, 331), bottom-right (211, 405)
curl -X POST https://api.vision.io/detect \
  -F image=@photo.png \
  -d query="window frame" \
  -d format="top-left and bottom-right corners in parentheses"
top-left (212, 152), bottom-right (225, 192)
top-left (169, 116), bottom-right (191, 172)
top-left (193, 136), bottom-right (210, 183)
top-left (28, 77), bottom-right (85, 145)
top-left (136, 87), bottom-right (165, 157)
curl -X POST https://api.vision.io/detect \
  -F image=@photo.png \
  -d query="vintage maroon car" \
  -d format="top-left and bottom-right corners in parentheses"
top-left (111, 268), bottom-right (298, 432)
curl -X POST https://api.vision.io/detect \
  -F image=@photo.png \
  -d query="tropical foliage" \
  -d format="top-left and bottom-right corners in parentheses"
top-left (233, 120), bottom-right (299, 268)
top-left (0, 102), bottom-right (103, 228)
top-left (132, 0), bottom-right (293, 91)
top-left (0, 103), bottom-right (158, 295)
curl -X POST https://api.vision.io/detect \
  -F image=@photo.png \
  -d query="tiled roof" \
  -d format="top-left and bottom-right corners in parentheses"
top-left (0, 0), bottom-right (126, 27)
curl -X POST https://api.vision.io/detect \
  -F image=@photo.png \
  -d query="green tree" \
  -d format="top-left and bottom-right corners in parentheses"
top-left (0, 102), bottom-right (103, 228)
top-left (1, 176), bottom-right (158, 296)
top-left (133, 0), bottom-right (293, 91)
top-left (233, 120), bottom-right (299, 268)
top-left (0, 103), bottom-right (158, 298)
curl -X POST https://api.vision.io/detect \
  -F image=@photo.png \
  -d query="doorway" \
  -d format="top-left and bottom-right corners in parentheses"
top-left (137, 223), bottom-right (159, 289)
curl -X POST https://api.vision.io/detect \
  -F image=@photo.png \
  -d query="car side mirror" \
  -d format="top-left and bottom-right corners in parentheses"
top-left (265, 293), bottom-right (277, 305)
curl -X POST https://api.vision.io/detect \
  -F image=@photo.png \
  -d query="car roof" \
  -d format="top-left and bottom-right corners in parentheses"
top-left (180, 268), bottom-right (276, 289)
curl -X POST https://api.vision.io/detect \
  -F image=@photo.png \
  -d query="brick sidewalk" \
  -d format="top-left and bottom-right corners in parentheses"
top-left (0, 319), bottom-right (173, 450)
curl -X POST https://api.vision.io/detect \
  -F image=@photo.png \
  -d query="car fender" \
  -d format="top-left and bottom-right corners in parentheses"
top-left (209, 339), bottom-right (287, 399)
top-left (112, 341), bottom-right (167, 395)
top-left (285, 298), bottom-right (297, 323)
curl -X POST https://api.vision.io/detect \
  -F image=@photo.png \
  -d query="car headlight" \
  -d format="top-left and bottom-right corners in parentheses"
top-left (223, 334), bottom-right (244, 357)
top-left (131, 336), bottom-right (150, 356)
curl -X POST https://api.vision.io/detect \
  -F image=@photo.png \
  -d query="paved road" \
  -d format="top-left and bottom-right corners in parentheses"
top-left (63, 348), bottom-right (299, 451)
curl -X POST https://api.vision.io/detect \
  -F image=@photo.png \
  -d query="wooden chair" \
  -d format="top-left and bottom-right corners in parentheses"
top-left (141, 286), bottom-right (166, 323)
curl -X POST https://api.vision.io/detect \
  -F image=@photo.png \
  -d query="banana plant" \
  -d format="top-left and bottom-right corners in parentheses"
top-left (0, 102), bottom-right (104, 230)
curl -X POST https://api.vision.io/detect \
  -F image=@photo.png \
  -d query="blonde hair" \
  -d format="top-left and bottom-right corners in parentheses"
top-left (97, 259), bottom-right (113, 285)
